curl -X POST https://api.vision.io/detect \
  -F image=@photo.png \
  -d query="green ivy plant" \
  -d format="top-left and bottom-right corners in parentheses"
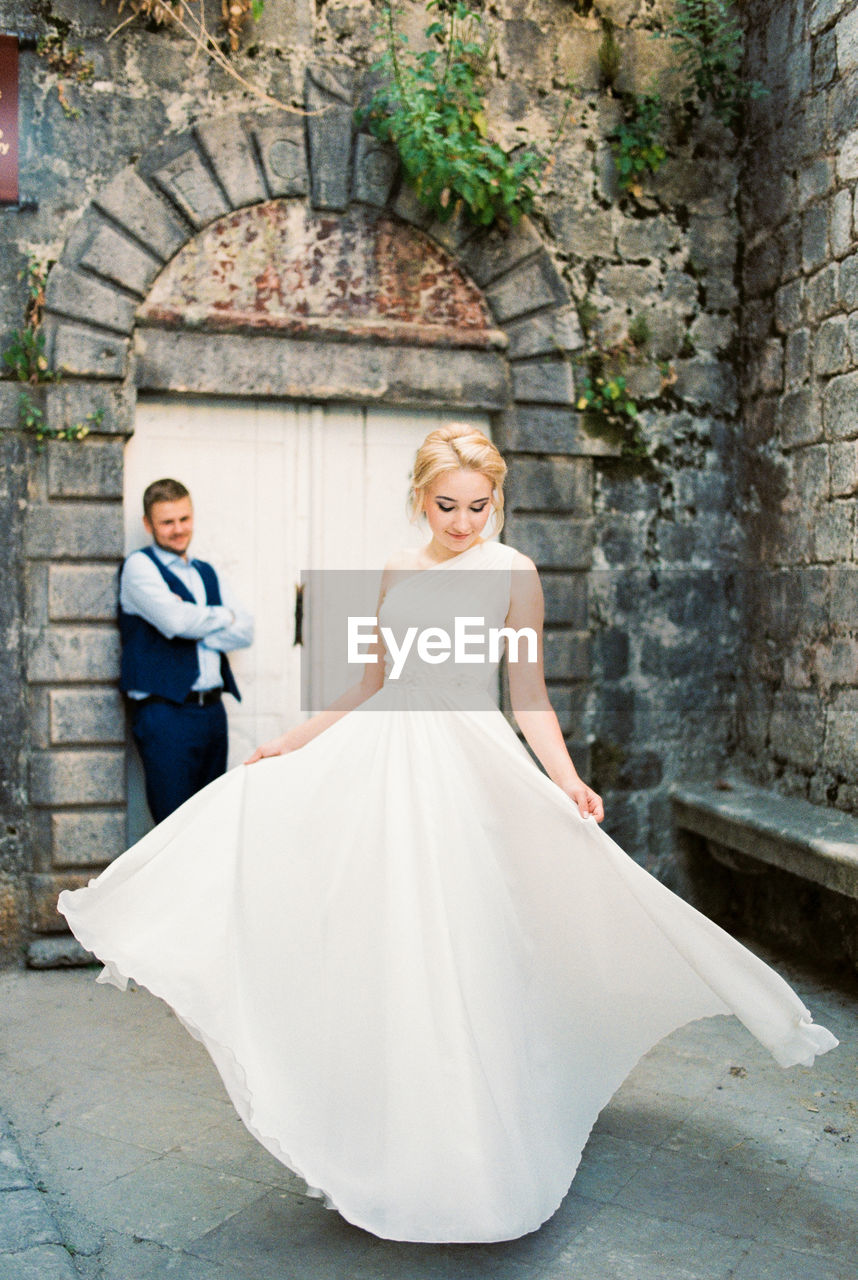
top-left (603, 1), bottom-right (766, 197)
top-left (17, 394), bottom-right (103, 452)
top-left (608, 91), bottom-right (667, 194)
top-left (2, 256), bottom-right (101, 451)
top-left (2, 256), bottom-right (56, 384)
top-left (360, 1), bottom-right (564, 227)
top-left (576, 318), bottom-right (654, 457)
top-left (665, 0), bottom-right (768, 128)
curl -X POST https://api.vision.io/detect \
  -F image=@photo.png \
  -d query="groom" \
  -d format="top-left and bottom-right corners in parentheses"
top-left (119, 478), bottom-right (254, 823)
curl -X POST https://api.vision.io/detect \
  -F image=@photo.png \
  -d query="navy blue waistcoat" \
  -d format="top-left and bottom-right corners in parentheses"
top-left (119, 547), bottom-right (241, 704)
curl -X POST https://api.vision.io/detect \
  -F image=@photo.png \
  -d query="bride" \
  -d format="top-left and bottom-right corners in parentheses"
top-left (59, 423), bottom-right (836, 1244)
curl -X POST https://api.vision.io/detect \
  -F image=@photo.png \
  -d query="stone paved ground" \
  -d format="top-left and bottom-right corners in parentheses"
top-left (0, 950), bottom-right (855, 1280)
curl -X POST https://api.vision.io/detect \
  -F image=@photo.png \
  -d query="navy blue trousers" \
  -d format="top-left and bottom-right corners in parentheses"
top-left (131, 698), bottom-right (228, 825)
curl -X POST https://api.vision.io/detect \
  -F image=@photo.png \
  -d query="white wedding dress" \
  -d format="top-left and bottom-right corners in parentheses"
top-left (58, 539), bottom-right (837, 1243)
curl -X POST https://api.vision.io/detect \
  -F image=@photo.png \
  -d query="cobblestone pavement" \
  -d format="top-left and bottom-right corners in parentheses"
top-left (0, 948), bottom-right (855, 1280)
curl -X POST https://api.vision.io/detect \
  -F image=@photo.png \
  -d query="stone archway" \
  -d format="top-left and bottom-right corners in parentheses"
top-left (25, 68), bottom-right (606, 957)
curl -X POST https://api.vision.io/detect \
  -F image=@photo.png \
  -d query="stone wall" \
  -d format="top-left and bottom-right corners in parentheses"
top-left (737, 0), bottom-right (858, 814)
top-left (0, 0), bottom-right (751, 956)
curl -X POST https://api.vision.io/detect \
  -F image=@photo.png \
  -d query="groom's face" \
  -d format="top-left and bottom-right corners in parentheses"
top-left (144, 496), bottom-right (195, 559)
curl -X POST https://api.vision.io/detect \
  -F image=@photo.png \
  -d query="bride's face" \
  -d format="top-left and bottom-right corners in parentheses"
top-left (423, 468), bottom-right (495, 554)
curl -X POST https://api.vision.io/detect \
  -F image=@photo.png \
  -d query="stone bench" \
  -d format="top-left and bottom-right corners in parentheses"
top-left (671, 779), bottom-right (858, 972)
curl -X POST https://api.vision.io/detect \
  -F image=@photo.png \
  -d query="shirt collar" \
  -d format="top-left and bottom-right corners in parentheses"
top-left (151, 544), bottom-right (192, 569)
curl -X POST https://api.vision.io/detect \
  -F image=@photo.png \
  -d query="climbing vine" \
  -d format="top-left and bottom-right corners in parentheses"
top-left (360, 1), bottom-right (567, 227)
top-left (1, 257), bottom-right (102, 451)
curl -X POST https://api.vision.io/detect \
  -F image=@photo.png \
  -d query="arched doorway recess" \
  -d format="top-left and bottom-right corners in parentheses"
top-left (27, 66), bottom-right (610, 941)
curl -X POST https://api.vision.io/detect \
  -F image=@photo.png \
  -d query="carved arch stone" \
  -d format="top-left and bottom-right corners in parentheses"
top-left (42, 68), bottom-right (590, 457)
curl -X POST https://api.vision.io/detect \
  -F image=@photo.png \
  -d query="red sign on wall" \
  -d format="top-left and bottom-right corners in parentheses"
top-left (0, 36), bottom-right (19, 205)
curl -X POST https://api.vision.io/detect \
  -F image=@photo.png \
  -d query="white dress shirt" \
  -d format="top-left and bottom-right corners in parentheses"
top-left (120, 545), bottom-right (254, 697)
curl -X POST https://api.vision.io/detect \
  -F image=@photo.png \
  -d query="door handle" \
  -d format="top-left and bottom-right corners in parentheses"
top-left (293, 582), bottom-right (304, 646)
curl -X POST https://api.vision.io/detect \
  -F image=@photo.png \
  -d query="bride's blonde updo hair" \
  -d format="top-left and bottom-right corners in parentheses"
top-left (408, 424), bottom-right (507, 533)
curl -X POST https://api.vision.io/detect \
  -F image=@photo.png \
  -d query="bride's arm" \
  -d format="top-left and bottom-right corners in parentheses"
top-left (506, 557), bottom-right (604, 821)
top-left (244, 573), bottom-right (391, 763)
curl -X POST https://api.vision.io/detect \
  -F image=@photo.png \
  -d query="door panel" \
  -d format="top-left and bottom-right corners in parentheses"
top-left (124, 396), bottom-right (491, 837)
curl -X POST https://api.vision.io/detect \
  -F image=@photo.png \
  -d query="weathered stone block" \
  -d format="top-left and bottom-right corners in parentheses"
top-left (830, 440), bottom-right (858, 495)
top-left (505, 308), bottom-right (583, 360)
top-left (758, 340), bottom-right (788, 394)
top-left (823, 370), bottom-right (858, 439)
top-left (830, 188), bottom-right (854, 259)
top-left (29, 872), bottom-right (92, 933)
top-left (29, 749), bottom-right (125, 806)
top-left (810, 0), bottom-right (842, 36)
top-left (814, 27), bottom-right (838, 88)
top-left (806, 263), bottom-right (839, 321)
top-left (459, 217), bottom-right (542, 288)
top-left (47, 320), bottom-right (129, 380)
top-left (147, 141), bottom-right (230, 229)
top-left (47, 439), bottom-right (124, 498)
top-left (776, 388), bottom-right (822, 447)
top-left (44, 382), bottom-right (134, 438)
top-left (743, 239), bottom-right (781, 299)
top-left (543, 631), bottom-right (590, 681)
top-left (424, 206), bottom-right (477, 256)
top-left (64, 212), bottom-right (162, 297)
top-left (798, 157), bottom-right (835, 206)
top-left (674, 359), bottom-right (738, 412)
top-left (688, 312), bottom-right (734, 355)
top-left (252, 120), bottom-right (309, 198)
top-left (775, 279), bottom-right (804, 333)
top-left (195, 117), bottom-right (267, 209)
top-left (541, 575), bottom-right (589, 630)
top-left (390, 181), bottom-right (434, 230)
top-left (503, 515), bottom-right (592, 569)
top-left (828, 68), bottom-right (858, 137)
top-left (25, 503), bottom-right (123, 559)
top-left (45, 265), bottom-right (136, 336)
top-left (814, 316), bottom-right (850, 375)
top-left (134, 330), bottom-right (509, 409)
top-left (351, 135), bottom-right (397, 208)
top-left (94, 167), bottom-right (187, 261)
top-left (511, 359), bottom-right (575, 404)
top-left (773, 691), bottom-right (824, 768)
top-left (51, 809), bottom-right (127, 868)
top-left (595, 263), bottom-right (661, 305)
top-left (484, 254), bottom-right (568, 324)
top-left (506, 456), bottom-right (592, 514)
top-left (594, 626), bottom-right (629, 680)
top-left (49, 564), bottom-right (119, 622)
top-left (495, 405), bottom-right (619, 456)
top-left (840, 252), bottom-right (858, 308)
top-left (813, 500), bottom-right (855, 562)
top-left (616, 216), bottom-right (680, 262)
top-left (830, 566), bottom-right (858, 627)
top-left (784, 328), bottom-right (810, 389)
top-left (802, 202), bottom-right (829, 272)
top-left (837, 5), bottom-right (858, 73)
top-left (49, 688), bottom-right (124, 745)
top-left (549, 206), bottom-right (614, 260)
top-left (305, 66), bottom-right (354, 211)
top-left (639, 629), bottom-right (706, 678)
top-left (545, 684), bottom-right (588, 736)
top-left (27, 626), bottom-right (120, 683)
top-left (837, 129), bottom-right (858, 181)
top-left (27, 935), bottom-right (95, 966)
top-left (553, 27), bottom-right (601, 93)
top-left (826, 689), bottom-right (858, 776)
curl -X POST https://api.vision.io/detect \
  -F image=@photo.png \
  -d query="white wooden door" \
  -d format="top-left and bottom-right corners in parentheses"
top-left (124, 396), bottom-right (490, 836)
